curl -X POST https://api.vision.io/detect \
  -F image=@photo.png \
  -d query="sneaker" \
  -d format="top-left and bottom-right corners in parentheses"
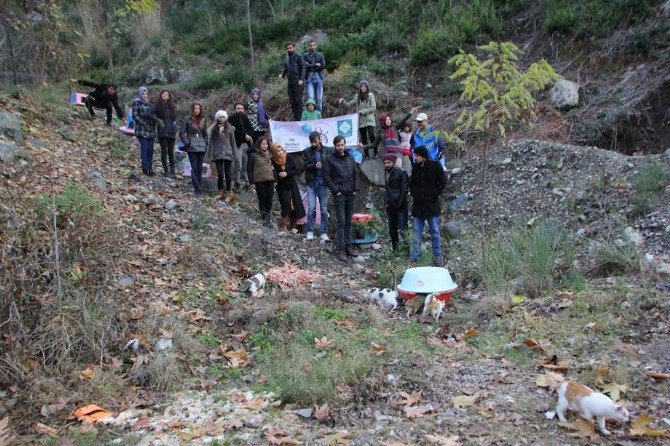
top-left (320, 233), bottom-right (329, 242)
top-left (306, 231), bottom-right (314, 240)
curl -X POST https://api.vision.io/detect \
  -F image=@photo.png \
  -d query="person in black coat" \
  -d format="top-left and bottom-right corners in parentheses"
top-left (382, 153), bottom-right (409, 251)
top-left (324, 135), bottom-right (360, 261)
top-left (228, 102), bottom-right (254, 186)
top-left (409, 145), bottom-right (446, 265)
top-left (76, 79), bottom-right (124, 126)
top-left (270, 143), bottom-right (306, 232)
top-left (154, 89), bottom-right (178, 177)
top-left (279, 42), bottom-right (306, 121)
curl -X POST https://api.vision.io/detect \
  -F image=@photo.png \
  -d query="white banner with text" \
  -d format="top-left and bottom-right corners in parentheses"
top-left (269, 113), bottom-right (359, 153)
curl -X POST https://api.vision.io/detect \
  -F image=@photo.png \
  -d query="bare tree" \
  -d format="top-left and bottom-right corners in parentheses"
top-left (246, 0), bottom-right (254, 66)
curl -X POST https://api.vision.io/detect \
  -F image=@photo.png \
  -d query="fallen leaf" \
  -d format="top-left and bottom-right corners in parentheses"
top-left (512, 295), bottom-right (525, 304)
top-left (231, 332), bottom-right (250, 341)
top-left (536, 371), bottom-right (565, 389)
top-left (324, 431), bottom-right (350, 445)
top-left (423, 434), bottom-right (461, 445)
top-left (266, 426), bottom-right (300, 445)
top-left (396, 391), bottom-right (421, 407)
top-left (559, 418), bottom-right (599, 440)
top-left (601, 382), bottom-right (629, 402)
top-left (159, 328), bottom-right (173, 339)
top-left (539, 355), bottom-right (569, 371)
top-left (315, 336), bottom-right (333, 350)
top-left (225, 419), bottom-right (243, 432)
top-left (595, 358), bottom-right (610, 385)
top-left (72, 405), bottom-right (113, 424)
top-left (34, 422), bottom-right (58, 437)
top-left (314, 403), bottom-right (331, 423)
top-left (452, 395), bottom-right (477, 408)
top-left (523, 338), bottom-right (545, 352)
top-left (80, 367), bottom-right (96, 380)
top-left (168, 421), bottom-right (186, 429)
top-left (463, 329), bottom-right (479, 338)
top-left (370, 342), bottom-right (386, 355)
top-left (404, 404), bottom-right (436, 419)
top-left (643, 371), bottom-right (670, 379)
top-left (241, 396), bottom-right (266, 410)
top-left (187, 308), bottom-right (212, 322)
top-left (224, 349), bottom-right (251, 368)
top-left (630, 415), bottom-right (669, 437)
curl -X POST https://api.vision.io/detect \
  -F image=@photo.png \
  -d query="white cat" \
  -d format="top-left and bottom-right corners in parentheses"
top-left (421, 293), bottom-right (445, 323)
top-left (552, 380), bottom-right (630, 435)
top-left (243, 273), bottom-right (265, 295)
top-left (368, 287), bottom-right (399, 311)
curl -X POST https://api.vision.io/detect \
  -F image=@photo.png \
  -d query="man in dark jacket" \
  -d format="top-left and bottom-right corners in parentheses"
top-left (228, 102), bottom-right (254, 186)
top-left (382, 153), bottom-right (409, 251)
top-left (409, 145), bottom-right (446, 265)
top-left (303, 131), bottom-right (332, 242)
top-left (323, 135), bottom-right (360, 261)
top-left (303, 39), bottom-right (326, 113)
top-left (76, 80), bottom-right (124, 126)
top-left (279, 42), bottom-right (306, 121)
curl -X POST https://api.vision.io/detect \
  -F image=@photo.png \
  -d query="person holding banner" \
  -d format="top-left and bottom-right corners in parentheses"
top-left (247, 137), bottom-right (276, 227)
top-left (338, 80), bottom-right (376, 159)
top-left (303, 131), bottom-right (332, 241)
top-left (323, 135), bottom-right (360, 262)
top-left (270, 143), bottom-right (305, 232)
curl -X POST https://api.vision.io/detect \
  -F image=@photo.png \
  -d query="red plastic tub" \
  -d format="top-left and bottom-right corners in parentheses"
top-left (397, 288), bottom-right (456, 306)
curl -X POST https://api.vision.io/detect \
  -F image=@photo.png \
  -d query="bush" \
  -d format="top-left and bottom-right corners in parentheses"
top-left (630, 163), bottom-right (668, 216)
top-left (544, 3), bottom-right (578, 34)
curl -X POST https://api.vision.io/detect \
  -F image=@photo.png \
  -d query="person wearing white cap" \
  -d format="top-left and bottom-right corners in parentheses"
top-left (208, 110), bottom-right (238, 198)
top-left (410, 112), bottom-right (447, 171)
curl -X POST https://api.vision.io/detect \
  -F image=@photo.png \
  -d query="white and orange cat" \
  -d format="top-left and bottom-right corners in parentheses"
top-left (551, 380), bottom-right (629, 435)
top-left (421, 293), bottom-right (445, 323)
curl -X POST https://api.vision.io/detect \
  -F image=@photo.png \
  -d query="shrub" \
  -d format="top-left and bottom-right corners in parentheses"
top-left (593, 238), bottom-right (641, 276)
top-left (147, 351), bottom-right (184, 391)
top-left (36, 181), bottom-right (102, 229)
top-left (630, 163), bottom-right (668, 216)
top-left (544, 3), bottom-right (578, 35)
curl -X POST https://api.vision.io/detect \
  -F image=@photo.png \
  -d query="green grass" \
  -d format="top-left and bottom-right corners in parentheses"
top-left (630, 163), bottom-right (669, 216)
top-left (35, 181), bottom-right (102, 228)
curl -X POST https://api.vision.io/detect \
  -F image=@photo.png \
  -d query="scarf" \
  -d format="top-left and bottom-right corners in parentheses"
top-left (251, 88), bottom-right (267, 126)
top-left (379, 114), bottom-right (396, 140)
top-left (270, 143), bottom-right (287, 168)
top-left (137, 86), bottom-right (149, 102)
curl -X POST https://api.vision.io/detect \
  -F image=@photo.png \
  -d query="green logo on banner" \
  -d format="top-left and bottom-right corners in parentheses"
top-left (337, 119), bottom-right (353, 137)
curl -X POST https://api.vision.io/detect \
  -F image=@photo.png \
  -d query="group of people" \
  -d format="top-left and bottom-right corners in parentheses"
top-left (76, 37), bottom-right (450, 265)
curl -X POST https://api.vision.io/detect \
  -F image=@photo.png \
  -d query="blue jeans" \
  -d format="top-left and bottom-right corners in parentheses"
top-left (306, 75), bottom-right (324, 112)
top-left (306, 183), bottom-right (329, 234)
top-left (187, 151), bottom-right (205, 194)
top-left (333, 192), bottom-right (355, 250)
top-left (137, 136), bottom-right (154, 173)
top-left (411, 216), bottom-right (442, 261)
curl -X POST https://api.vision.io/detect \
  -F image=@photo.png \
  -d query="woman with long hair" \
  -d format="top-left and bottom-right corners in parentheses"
top-left (179, 102), bottom-right (208, 195)
top-left (338, 80), bottom-right (377, 158)
top-left (246, 137), bottom-right (275, 226)
top-left (207, 110), bottom-right (237, 198)
top-left (154, 89), bottom-right (178, 177)
top-left (246, 88), bottom-right (270, 143)
top-left (270, 143), bottom-right (306, 232)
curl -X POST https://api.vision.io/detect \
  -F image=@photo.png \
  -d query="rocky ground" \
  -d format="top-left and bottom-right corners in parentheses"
top-left (1, 96), bottom-right (669, 445)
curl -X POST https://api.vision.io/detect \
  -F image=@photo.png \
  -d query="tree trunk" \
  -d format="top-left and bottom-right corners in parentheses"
top-left (246, 0), bottom-right (254, 67)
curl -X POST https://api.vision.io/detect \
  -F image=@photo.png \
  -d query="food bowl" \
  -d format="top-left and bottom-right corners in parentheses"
top-left (397, 267), bottom-right (458, 304)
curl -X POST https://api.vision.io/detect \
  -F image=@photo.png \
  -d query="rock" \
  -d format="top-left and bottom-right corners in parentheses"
top-left (665, 148), bottom-right (670, 162)
top-left (499, 157), bottom-right (512, 165)
top-left (624, 226), bottom-right (643, 247)
top-left (145, 65), bottom-right (168, 85)
top-left (359, 158), bottom-right (385, 186)
top-left (549, 79), bottom-right (579, 110)
top-left (371, 243), bottom-right (382, 250)
top-left (353, 255), bottom-right (366, 263)
top-left (119, 276), bottom-right (134, 287)
top-left (445, 221), bottom-right (462, 238)
top-left (180, 234), bottom-right (192, 243)
top-left (307, 257), bottom-right (316, 265)
top-left (165, 199), bottom-right (178, 210)
top-left (57, 126), bottom-right (76, 142)
top-left (656, 262), bottom-right (670, 279)
top-left (0, 110), bottom-right (23, 144)
top-left (154, 338), bottom-right (173, 351)
top-left (448, 193), bottom-right (469, 213)
top-left (92, 176), bottom-right (107, 193)
top-left (26, 137), bottom-right (46, 149)
top-left (0, 140), bottom-right (19, 163)
top-left (125, 194), bottom-right (138, 202)
top-left (294, 408), bottom-right (313, 419)
top-left (576, 228), bottom-right (586, 238)
top-left (450, 167), bottom-right (462, 175)
top-left (142, 194), bottom-right (161, 205)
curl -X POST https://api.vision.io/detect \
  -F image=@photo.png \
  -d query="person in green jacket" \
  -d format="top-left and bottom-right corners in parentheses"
top-left (338, 80), bottom-right (377, 159)
top-left (301, 98), bottom-right (322, 121)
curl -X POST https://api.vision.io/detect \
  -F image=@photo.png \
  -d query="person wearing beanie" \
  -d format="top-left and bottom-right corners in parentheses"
top-left (383, 153), bottom-right (409, 251)
top-left (301, 98), bottom-right (322, 121)
top-left (411, 112), bottom-right (447, 171)
top-left (75, 79), bottom-right (125, 126)
top-left (208, 110), bottom-right (237, 198)
top-left (154, 89), bottom-right (178, 177)
top-left (247, 137), bottom-right (276, 226)
top-left (270, 143), bottom-right (306, 232)
top-left (179, 102), bottom-right (208, 195)
top-left (338, 81), bottom-right (377, 158)
top-left (132, 86), bottom-right (164, 176)
top-left (246, 88), bottom-right (270, 143)
top-left (359, 106), bottom-right (421, 163)
top-left (409, 145), bottom-right (446, 265)
top-left (302, 131), bottom-right (332, 241)
top-left (323, 135), bottom-right (360, 262)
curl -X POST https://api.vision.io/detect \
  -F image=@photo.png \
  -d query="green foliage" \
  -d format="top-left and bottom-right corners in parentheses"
top-left (593, 236), bottom-right (641, 276)
top-left (630, 163), bottom-right (668, 216)
top-left (449, 41), bottom-right (558, 139)
top-left (36, 181), bottom-right (102, 228)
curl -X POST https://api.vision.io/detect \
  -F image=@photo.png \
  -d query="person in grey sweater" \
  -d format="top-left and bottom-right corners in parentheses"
top-left (207, 110), bottom-right (237, 197)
